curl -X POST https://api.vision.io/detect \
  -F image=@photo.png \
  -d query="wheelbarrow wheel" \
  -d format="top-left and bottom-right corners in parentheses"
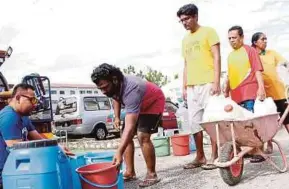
top-left (219, 142), bottom-right (244, 186)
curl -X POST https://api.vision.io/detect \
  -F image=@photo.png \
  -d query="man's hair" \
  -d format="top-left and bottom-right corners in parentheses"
top-left (12, 83), bottom-right (35, 97)
top-left (91, 63), bottom-right (124, 85)
top-left (251, 32), bottom-right (264, 47)
top-left (228, 25), bottom-right (244, 36)
top-left (177, 4), bottom-right (198, 17)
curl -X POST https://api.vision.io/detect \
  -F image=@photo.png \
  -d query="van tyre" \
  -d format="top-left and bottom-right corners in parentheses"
top-left (94, 125), bottom-right (107, 140)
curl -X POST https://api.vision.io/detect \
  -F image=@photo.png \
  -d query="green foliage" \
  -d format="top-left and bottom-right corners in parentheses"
top-left (122, 65), bottom-right (170, 87)
top-left (174, 73), bottom-right (179, 80)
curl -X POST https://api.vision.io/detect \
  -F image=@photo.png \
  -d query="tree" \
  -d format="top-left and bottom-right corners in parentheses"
top-left (122, 65), bottom-right (136, 75)
top-left (144, 67), bottom-right (170, 87)
top-left (174, 73), bottom-right (179, 80)
top-left (122, 65), bottom-right (170, 87)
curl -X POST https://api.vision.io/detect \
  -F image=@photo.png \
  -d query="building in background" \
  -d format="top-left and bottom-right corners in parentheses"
top-left (49, 83), bottom-right (101, 112)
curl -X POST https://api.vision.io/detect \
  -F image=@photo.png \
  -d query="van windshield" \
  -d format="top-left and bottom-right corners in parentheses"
top-left (83, 97), bottom-right (111, 111)
top-left (55, 97), bottom-right (77, 115)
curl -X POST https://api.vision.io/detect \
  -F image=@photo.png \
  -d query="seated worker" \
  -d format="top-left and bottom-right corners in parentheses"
top-left (223, 26), bottom-right (266, 163)
top-left (91, 63), bottom-right (165, 188)
top-left (0, 83), bottom-right (72, 189)
top-left (251, 32), bottom-right (289, 154)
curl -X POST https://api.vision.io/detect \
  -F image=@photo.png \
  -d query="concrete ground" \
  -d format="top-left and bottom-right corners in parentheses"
top-left (124, 128), bottom-right (289, 189)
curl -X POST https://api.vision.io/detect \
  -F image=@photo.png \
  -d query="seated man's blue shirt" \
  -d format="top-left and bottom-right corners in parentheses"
top-left (0, 106), bottom-right (35, 183)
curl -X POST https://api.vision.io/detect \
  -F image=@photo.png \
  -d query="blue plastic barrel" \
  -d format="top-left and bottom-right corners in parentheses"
top-left (189, 134), bottom-right (196, 152)
top-left (84, 151), bottom-right (124, 189)
top-left (68, 154), bottom-right (86, 189)
top-left (2, 139), bottom-right (72, 189)
top-left (84, 151), bottom-right (114, 164)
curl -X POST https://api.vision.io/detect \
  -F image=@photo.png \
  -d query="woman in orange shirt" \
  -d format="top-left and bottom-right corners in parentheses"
top-left (251, 32), bottom-right (289, 154)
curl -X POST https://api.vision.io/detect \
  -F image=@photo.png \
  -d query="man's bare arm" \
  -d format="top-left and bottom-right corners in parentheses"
top-left (183, 61), bottom-right (187, 100)
top-left (211, 44), bottom-right (221, 86)
top-left (256, 71), bottom-right (265, 89)
top-left (113, 99), bottom-right (121, 119)
top-left (183, 61), bottom-right (187, 88)
top-left (255, 71), bottom-right (266, 100)
top-left (28, 130), bottom-right (44, 140)
top-left (211, 43), bottom-right (221, 95)
top-left (223, 76), bottom-right (230, 97)
top-left (117, 113), bottom-right (138, 154)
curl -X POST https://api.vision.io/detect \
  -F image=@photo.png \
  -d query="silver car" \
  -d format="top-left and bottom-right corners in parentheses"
top-left (54, 95), bottom-right (119, 140)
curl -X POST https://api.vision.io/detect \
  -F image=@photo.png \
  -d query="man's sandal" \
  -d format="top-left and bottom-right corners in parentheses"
top-left (183, 161), bottom-right (205, 169)
top-left (123, 175), bottom-right (137, 182)
top-left (139, 178), bottom-right (161, 188)
top-left (201, 163), bottom-right (217, 170)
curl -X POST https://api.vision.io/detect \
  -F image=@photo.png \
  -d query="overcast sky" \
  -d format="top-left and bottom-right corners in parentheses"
top-left (0, 0), bottom-right (288, 85)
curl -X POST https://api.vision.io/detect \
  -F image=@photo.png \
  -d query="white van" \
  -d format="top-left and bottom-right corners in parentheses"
top-left (54, 94), bottom-right (119, 140)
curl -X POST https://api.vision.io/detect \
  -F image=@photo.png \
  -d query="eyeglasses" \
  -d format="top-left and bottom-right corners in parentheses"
top-left (21, 95), bottom-right (38, 105)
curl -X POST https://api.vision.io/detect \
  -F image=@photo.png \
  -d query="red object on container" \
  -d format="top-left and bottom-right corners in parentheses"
top-left (76, 162), bottom-right (118, 189)
top-left (171, 134), bottom-right (190, 156)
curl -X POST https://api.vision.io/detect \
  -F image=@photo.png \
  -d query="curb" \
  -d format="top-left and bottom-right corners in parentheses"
top-left (66, 134), bottom-right (211, 151)
top-left (66, 138), bottom-right (141, 150)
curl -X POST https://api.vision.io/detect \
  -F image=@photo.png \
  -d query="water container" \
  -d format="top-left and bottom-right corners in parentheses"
top-left (84, 151), bottom-right (124, 189)
top-left (2, 139), bottom-right (72, 189)
top-left (69, 154), bottom-right (86, 189)
top-left (76, 162), bottom-right (119, 189)
top-left (85, 151), bottom-right (115, 165)
top-left (152, 136), bottom-right (170, 157)
top-left (171, 134), bottom-right (190, 156)
top-left (189, 134), bottom-right (196, 152)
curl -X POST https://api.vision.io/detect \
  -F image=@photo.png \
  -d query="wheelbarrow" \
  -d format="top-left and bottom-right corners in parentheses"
top-left (200, 95), bottom-right (289, 186)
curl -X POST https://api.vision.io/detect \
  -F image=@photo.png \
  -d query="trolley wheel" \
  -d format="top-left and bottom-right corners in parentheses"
top-left (219, 142), bottom-right (244, 186)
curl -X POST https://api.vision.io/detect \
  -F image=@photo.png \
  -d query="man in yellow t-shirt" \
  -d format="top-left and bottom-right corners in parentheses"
top-left (177, 3), bottom-right (221, 170)
top-left (251, 32), bottom-right (289, 154)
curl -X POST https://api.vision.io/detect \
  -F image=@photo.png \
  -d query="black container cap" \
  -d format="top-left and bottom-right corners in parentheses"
top-left (12, 139), bottom-right (58, 149)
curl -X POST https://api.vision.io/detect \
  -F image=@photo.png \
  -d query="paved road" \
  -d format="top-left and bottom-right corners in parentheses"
top-left (125, 128), bottom-right (289, 189)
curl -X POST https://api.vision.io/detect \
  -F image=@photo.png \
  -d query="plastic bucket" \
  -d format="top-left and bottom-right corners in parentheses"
top-left (69, 154), bottom-right (86, 189)
top-left (76, 162), bottom-right (119, 189)
top-left (189, 134), bottom-right (196, 152)
top-left (84, 152), bottom-right (124, 189)
top-left (171, 134), bottom-right (190, 156)
top-left (152, 136), bottom-right (170, 157)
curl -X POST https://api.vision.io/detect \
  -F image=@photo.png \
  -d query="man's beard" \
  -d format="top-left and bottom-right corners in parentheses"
top-left (105, 90), bottom-right (115, 97)
top-left (105, 83), bottom-right (120, 98)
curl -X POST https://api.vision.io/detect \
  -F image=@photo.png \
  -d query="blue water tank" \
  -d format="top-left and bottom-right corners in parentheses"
top-left (69, 154), bottom-right (86, 189)
top-left (2, 139), bottom-right (72, 189)
top-left (85, 151), bottom-right (115, 164)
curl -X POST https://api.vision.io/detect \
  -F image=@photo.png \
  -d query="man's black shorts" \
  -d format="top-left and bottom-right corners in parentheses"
top-left (121, 114), bottom-right (162, 134)
top-left (275, 99), bottom-right (289, 125)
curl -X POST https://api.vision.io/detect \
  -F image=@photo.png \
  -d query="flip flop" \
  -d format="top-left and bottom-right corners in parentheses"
top-left (201, 163), bottom-right (217, 170)
top-left (139, 178), bottom-right (161, 188)
top-left (183, 161), bottom-right (205, 169)
top-left (123, 175), bottom-right (137, 182)
top-left (243, 154), bottom-right (253, 158)
top-left (250, 155), bottom-right (266, 163)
